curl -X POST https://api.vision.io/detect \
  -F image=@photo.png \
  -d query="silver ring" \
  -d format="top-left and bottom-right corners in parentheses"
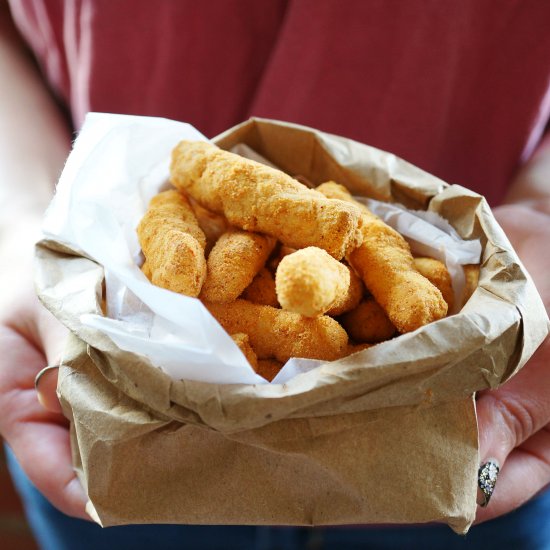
top-left (34, 365), bottom-right (60, 391)
top-left (478, 459), bottom-right (500, 507)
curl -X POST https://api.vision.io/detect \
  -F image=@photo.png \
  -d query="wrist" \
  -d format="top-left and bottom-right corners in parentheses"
top-left (0, 213), bottom-right (44, 284)
top-left (502, 196), bottom-right (550, 216)
top-left (0, 211), bottom-right (44, 247)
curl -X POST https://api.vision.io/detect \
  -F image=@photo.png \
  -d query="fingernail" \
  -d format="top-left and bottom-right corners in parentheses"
top-left (34, 365), bottom-right (59, 391)
top-left (477, 458), bottom-right (500, 507)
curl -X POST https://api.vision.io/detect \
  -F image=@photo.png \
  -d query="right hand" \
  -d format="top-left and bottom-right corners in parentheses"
top-left (0, 273), bottom-right (90, 519)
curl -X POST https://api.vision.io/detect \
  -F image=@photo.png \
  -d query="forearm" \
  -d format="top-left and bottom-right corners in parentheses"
top-left (503, 132), bottom-right (550, 213)
top-left (0, 5), bottom-right (71, 214)
top-left (494, 132), bottom-right (550, 311)
top-left (0, 5), bottom-right (71, 295)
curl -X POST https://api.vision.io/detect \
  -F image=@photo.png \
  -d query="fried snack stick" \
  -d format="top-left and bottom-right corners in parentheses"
top-left (327, 266), bottom-right (364, 316)
top-left (231, 333), bottom-right (258, 370)
top-left (255, 359), bottom-right (284, 382)
top-left (340, 298), bottom-right (397, 343)
top-left (317, 182), bottom-right (447, 333)
top-left (201, 229), bottom-right (276, 303)
top-left (242, 267), bottom-right (279, 307)
top-left (137, 190), bottom-right (206, 296)
top-left (462, 264), bottom-right (480, 304)
top-left (276, 247), bottom-right (360, 318)
top-left (170, 141), bottom-right (363, 259)
top-left (413, 257), bottom-right (454, 310)
top-left (188, 197), bottom-right (228, 255)
top-left (268, 245), bottom-right (296, 273)
top-left (205, 299), bottom-right (348, 363)
top-left (268, 245), bottom-right (361, 314)
top-left (141, 261), bottom-right (152, 280)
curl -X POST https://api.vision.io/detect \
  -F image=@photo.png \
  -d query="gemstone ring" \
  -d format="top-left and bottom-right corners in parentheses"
top-left (478, 459), bottom-right (500, 507)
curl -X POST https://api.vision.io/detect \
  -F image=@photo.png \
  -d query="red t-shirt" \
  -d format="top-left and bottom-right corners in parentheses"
top-left (9, 0), bottom-right (550, 205)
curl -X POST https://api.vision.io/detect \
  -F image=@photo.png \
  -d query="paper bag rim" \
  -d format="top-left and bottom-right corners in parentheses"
top-left (35, 116), bottom-right (549, 434)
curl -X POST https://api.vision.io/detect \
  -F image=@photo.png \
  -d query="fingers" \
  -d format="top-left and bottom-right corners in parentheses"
top-left (476, 425), bottom-right (550, 523)
top-left (35, 301), bottom-right (69, 366)
top-left (33, 303), bottom-right (69, 414)
top-left (476, 337), bottom-right (550, 511)
top-left (27, 309), bottom-right (89, 517)
top-left (477, 338), bottom-right (550, 465)
top-left (9, 419), bottom-right (90, 520)
top-left (0, 309), bottom-right (88, 520)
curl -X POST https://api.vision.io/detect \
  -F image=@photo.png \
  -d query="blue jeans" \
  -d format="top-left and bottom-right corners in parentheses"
top-left (6, 445), bottom-right (550, 550)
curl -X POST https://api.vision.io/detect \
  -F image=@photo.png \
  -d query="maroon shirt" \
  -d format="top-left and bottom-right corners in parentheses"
top-left (9, 0), bottom-right (550, 205)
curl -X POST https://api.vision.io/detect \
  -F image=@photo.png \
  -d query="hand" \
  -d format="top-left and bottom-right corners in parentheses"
top-left (1, 1), bottom-right (82, 518)
top-left (0, 273), bottom-right (89, 519)
top-left (475, 202), bottom-right (550, 522)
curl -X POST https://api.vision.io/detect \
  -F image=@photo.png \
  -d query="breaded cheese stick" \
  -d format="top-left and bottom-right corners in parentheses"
top-left (276, 247), bottom-right (353, 318)
top-left (242, 267), bottom-right (279, 307)
top-left (462, 264), bottom-right (480, 305)
top-left (201, 229), bottom-right (276, 303)
top-left (326, 265), bottom-right (364, 316)
top-left (268, 245), bottom-right (296, 273)
top-left (137, 190), bottom-right (206, 296)
top-left (170, 141), bottom-right (363, 259)
top-left (317, 181), bottom-right (447, 333)
top-left (141, 261), bottom-right (152, 280)
top-left (205, 299), bottom-right (348, 363)
top-left (255, 358), bottom-right (284, 382)
top-left (340, 298), bottom-right (397, 343)
top-left (231, 333), bottom-right (258, 370)
top-left (138, 190), bottom-right (206, 249)
top-left (413, 257), bottom-right (454, 310)
top-left (188, 197), bottom-right (228, 255)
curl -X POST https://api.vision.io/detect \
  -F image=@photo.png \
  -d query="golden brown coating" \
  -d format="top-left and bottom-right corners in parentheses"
top-left (255, 358), bottom-right (284, 382)
top-left (201, 229), bottom-right (276, 303)
top-left (340, 298), bottom-right (397, 343)
top-left (241, 267), bottom-right (279, 307)
top-left (268, 245), bottom-right (297, 273)
top-left (205, 299), bottom-right (349, 363)
top-left (188, 197), bottom-right (229, 255)
top-left (326, 265), bottom-right (364, 316)
top-left (316, 181), bottom-right (358, 203)
top-left (462, 264), bottom-right (480, 304)
top-left (138, 190), bottom-right (206, 250)
top-left (231, 333), bottom-right (258, 370)
top-left (170, 141), bottom-right (364, 259)
top-left (275, 247), bottom-right (351, 318)
top-left (317, 181), bottom-right (447, 333)
top-left (413, 257), bottom-right (454, 311)
top-left (351, 243), bottom-right (447, 333)
top-left (141, 261), bottom-right (152, 280)
top-left (137, 190), bottom-right (207, 296)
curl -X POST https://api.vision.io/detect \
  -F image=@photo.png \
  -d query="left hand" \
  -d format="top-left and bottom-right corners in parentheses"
top-left (475, 202), bottom-right (550, 522)
top-left (0, 270), bottom-right (89, 519)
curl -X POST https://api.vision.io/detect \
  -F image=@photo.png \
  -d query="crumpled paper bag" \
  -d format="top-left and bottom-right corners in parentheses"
top-left (35, 114), bottom-right (549, 534)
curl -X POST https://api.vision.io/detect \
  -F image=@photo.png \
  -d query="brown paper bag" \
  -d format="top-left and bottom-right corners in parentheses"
top-left (35, 117), bottom-right (549, 534)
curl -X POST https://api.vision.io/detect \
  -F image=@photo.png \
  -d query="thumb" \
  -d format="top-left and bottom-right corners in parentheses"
top-left (35, 300), bottom-right (70, 364)
top-left (476, 338), bottom-right (550, 505)
top-left (34, 303), bottom-right (69, 414)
